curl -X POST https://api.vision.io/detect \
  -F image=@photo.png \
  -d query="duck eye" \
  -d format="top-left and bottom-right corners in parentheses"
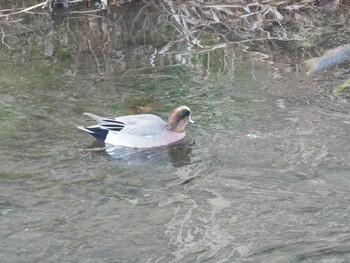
top-left (181, 110), bottom-right (190, 118)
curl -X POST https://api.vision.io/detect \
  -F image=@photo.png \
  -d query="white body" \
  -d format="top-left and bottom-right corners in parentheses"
top-left (105, 115), bottom-right (186, 147)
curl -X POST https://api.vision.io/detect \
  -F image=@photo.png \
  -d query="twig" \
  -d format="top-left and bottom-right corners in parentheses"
top-left (0, 0), bottom-right (85, 17)
top-left (70, 9), bottom-right (106, 14)
top-left (0, 26), bottom-right (11, 49)
top-left (158, 36), bottom-right (301, 56)
top-left (88, 39), bottom-right (102, 75)
top-left (0, 1), bottom-right (46, 18)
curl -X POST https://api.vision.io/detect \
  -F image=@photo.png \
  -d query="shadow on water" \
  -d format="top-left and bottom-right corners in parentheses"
top-left (0, 2), bottom-right (350, 262)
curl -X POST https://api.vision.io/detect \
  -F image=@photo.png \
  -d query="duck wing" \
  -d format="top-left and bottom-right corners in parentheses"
top-left (115, 114), bottom-right (167, 137)
top-left (82, 113), bottom-right (167, 137)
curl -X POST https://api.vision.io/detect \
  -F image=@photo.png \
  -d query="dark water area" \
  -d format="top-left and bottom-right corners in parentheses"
top-left (1, 2), bottom-right (350, 262)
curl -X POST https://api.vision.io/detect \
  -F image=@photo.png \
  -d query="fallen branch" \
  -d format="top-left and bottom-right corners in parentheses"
top-left (0, 0), bottom-right (85, 18)
top-left (0, 1), bottom-right (47, 18)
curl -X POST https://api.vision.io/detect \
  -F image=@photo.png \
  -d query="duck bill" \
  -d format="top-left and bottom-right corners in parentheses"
top-left (189, 117), bottom-right (195, 124)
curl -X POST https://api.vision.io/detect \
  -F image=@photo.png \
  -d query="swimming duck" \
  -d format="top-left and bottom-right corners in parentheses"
top-left (77, 106), bottom-right (194, 148)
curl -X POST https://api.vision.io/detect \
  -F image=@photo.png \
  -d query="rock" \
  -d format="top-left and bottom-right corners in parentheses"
top-left (305, 44), bottom-right (350, 75)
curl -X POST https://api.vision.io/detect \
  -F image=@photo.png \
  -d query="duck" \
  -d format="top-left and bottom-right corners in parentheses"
top-left (77, 106), bottom-right (194, 148)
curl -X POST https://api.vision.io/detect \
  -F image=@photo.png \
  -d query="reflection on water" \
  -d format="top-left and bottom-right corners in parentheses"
top-left (1, 2), bottom-right (350, 263)
top-left (104, 137), bottom-right (194, 167)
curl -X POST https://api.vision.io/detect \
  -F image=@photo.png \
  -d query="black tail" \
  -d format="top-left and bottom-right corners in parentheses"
top-left (77, 126), bottom-right (108, 142)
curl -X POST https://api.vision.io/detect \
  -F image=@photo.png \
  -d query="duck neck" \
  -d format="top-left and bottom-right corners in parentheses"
top-left (167, 123), bottom-right (177, 132)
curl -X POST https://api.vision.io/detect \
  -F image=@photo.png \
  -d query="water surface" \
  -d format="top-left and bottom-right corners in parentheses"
top-left (1, 3), bottom-right (350, 262)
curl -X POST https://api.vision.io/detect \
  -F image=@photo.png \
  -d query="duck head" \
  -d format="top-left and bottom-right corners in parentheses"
top-left (167, 106), bottom-right (194, 133)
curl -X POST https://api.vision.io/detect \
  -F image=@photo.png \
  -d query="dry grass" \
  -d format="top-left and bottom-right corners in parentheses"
top-left (0, 0), bottom-right (348, 80)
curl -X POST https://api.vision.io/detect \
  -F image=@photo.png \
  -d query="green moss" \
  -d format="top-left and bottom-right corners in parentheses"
top-left (336, 78), bottom-right (350, 93)
top-left (106, 165), bottom-right (127, 175)
top-left (0, 172), bottom-right (34, 180)
top-left (0, 103), bottom-right (20, 120)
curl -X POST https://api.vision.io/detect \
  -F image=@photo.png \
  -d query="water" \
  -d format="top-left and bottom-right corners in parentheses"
top-left (1, 3), bottom-right (350, 262)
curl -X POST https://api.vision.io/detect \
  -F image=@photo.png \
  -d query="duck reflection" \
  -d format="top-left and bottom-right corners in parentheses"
top-left (104, 137), bottom-right (194, 167)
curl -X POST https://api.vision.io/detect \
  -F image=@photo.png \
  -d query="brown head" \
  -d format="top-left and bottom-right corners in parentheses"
top-left (167, 106), bottom-right (194, 133)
